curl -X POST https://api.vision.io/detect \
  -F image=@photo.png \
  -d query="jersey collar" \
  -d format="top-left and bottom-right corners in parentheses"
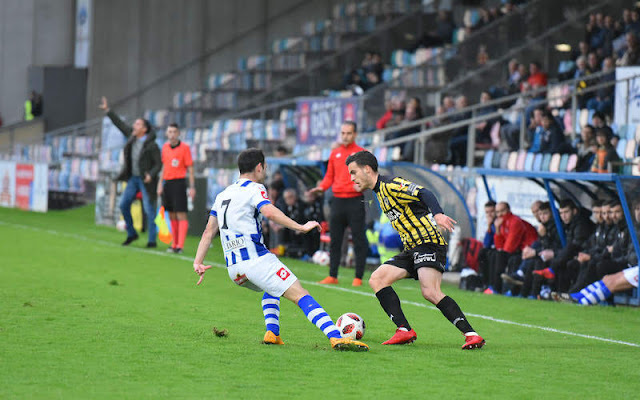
top-left (373, 175), bottom-right (383, 193)
top-left (169, 140), bottom-right (181, 149)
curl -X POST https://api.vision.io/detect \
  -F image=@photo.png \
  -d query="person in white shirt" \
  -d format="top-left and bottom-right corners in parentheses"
top-left (193, 148), bottom-right (368, 352)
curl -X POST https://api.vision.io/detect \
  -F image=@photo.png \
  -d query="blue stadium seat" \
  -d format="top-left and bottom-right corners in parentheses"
top-left (483, 150), bottom-right (494, 169)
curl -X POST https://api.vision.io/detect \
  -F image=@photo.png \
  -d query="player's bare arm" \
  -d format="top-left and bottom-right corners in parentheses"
top-left (193, 215), bottom-right (219, 284)
top-left (260, 203), bottom-right (320, 233)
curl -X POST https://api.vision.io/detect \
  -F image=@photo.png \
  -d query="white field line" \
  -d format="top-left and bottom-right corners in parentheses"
top-left (2, 220), bottom-right (639, 348)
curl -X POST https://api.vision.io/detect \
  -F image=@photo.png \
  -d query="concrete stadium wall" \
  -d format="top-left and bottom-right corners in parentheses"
top-left (0, 0), bottom-right (74, 126)
top-left (87, 0), bottom-right (339, 119)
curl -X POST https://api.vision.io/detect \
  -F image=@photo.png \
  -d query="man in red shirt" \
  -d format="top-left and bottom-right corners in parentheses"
top-left (486, 202), bottom-right (538, 293)
top-left (157, 123), bottom-right (195, 254)
top-left (307, 121), bottom-right (368, 286)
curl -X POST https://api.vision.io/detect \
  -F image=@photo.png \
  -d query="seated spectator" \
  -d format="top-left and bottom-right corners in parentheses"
top-left (376, 99), bottom-right (405, 130)
top-left (277, 188), bottom-right (306, 257)
top-left (301, 190), bottom-right (324, 259)
top-left (363, 52), bottom-right (383, 84)
top-left (537, 110), bottom-right (569, 154)
top-left (475, 91), bottom-right (499, 144)
top-left (392, 97), bottom-right (424, 161)
top-left (611, 134), bottom-right (620, 149)
top-left (447, 95), bottom-right (471, 165)
top-left (500, 106), bottom-right (543, 152)
top-left (533, 199), bottom-right (595, 296)
top-left (566, 199), bottom-right (613, 293)
top-left (481, 201), bottom-right (538, 294)
top-left (591, 201), bottom-right (633, 281)
top-left (591, 111), bottom-right (608, 130)
top-left (477, 201), bottom-right (497, 286)
top-left (505, 201), bottom-right (561, 297)
top-left (507, 58), bottom-right (523, 92)
top-left (591, 127), bottom-right (620, 173)
top-left (572, 40), bottom-right (590, 64)
top-left (408, 10), bottom-right (456, 51)
top-left (616, 32), bottom-right (640, 66)
top-left (586, 57), bottom-right (615, 115)
top-left (575, 124), bottom-right (597, 171)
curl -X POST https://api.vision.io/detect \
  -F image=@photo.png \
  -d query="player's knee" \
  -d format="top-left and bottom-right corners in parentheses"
top-left (368, 272), bottom-right (386, 291)
top-left (421, 287), bottom-right (442, 303)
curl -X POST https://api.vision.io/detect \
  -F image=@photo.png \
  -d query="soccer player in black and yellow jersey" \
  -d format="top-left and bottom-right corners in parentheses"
top-left (346, 151), bottom-right (485, 349)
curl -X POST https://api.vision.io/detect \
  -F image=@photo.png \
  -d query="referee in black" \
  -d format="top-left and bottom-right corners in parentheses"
top-left (345, 150), bottom-right (485, 349)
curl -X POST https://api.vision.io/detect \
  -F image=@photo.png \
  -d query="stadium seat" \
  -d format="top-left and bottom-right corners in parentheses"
top-left (541, 153), bottom-right (552, 171)
top-left (507, 152), bottom-right (518, 170)
top-left (579, 109), bottom-right (589, 129)
top-left (566, 154), bottom-right (578, 172)
top-left (499, 152), bottom-right (510, 169)
top-left (559, 154), bottom-right (569, 172)
top-left (632, 157), bottom-right (640, 176)
top-left (532, 153), bottom-right (543, 171)
top-left (516, 150), bottom-right (527, 170)
top-left (627, 125), bottom-right (636, 140)
top-left (524, 152), bottom-right (535, 171)
top-left (483, 150), bottom-right (494, 169)
top-left (491, 151), bottom-right (501, 168)
top-left (549, 153), bottom-right (561, 172)
top-left (616, 139), bottom-right (627, 159)
top-left (625, 140), bottom-right (637, 159)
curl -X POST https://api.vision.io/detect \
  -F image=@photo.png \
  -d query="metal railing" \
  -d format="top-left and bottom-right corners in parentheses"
top-left (366, 73), bottom-right (638, 168)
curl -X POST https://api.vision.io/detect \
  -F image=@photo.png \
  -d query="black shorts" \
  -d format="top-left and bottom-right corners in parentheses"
top-left (162, 178), bottom-right (188, 212)
top-left (384, 243), bottom-right (447, 278)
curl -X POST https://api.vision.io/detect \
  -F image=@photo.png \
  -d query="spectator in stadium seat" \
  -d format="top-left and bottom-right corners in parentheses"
top-left (586, 57), bottom-right (615, 115)
top-left (477, 201), bottom-right (497, 289)
top-left (575, 124), bottom-right (597, 171)
top-left (536, 110), bottom-right (569, 154)
top-left (617, 32), bottom-right (640, 66)
top-left (393, 97), bottom-right (424, 161)
top-left (447, 95), bottom-right (471, 165)
top-left (591, 111), bottom-right (608, 130)
top-left (482, 202), bottom-right (537, 294)
top-left (591, 127), bottom-right (620, 173)
top-left (567, 199), bottom-right (610, 292)
top-left (277, 188), bottom-right (306, 258)
top-left (99, 96), bottom-right (161, 247)
top-left (591, 201), bottom-right (635, 281)
top-left (574, 56), bottom-right (588, 80)
top-left (507, 201), bottom-right (561, 297)
top-left (533, 199), bottom-right (595, 295)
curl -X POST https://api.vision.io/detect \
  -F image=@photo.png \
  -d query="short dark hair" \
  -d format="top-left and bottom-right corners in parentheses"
top-left (168, 123), bottom-right (179, 129)
top-left (558, 199), bottom-right (577, 210)
top-left (539, 201), bottom-right (551, 211)
top-left (608, 200), bottom-right (621, 208)
top-left (592, 199), bottom-right (604, 208)
top-left (485, 200), bottom-right (496, 208)
top-left (139, 118), bottom-right (152, 134)
top-left (345, 150), bottom-right (378, 172)
top-left (342, 120), bottom-right (357, 132)
top-left (237, 148), bottom-right (265, 174)
top-left (592, 111), bottom-right (606, 121)
top-left (596, 126), bottom-right (613, 138)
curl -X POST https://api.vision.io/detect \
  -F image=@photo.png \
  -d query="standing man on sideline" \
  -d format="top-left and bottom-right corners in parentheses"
top-left (193, 148), bottom-right (368, 352)
top-left (307, 121), bottom-right (368, 286)
top-left (100, 96), bottom-right (162, 247)
top-left (346, 150), bottom-right (485, 349)
top-left (157, 123), bottom-right (195, 254)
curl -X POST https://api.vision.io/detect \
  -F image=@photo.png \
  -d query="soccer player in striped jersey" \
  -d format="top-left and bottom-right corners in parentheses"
top-left (570, 266), bottom-right (638, 305)
top-left (346, 150), bottom-right (485, 350)
top-left (193, 148), bottom-right (368, 352)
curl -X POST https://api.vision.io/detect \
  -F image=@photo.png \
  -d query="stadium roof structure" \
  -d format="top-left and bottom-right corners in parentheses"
top-left (477, 169), bottom-right (640, 304)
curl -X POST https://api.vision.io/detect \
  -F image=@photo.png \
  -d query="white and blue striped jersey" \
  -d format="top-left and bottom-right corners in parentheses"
top-left (210, 178), bottom-right (271, 266)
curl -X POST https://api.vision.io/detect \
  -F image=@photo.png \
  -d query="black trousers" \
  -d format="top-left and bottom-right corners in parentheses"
top-left (489, 250), bottom-right (520, 293)
top-left (329, 196), bottom-right (368, 279)
top-left (478, 247), bottom-right (495, 288)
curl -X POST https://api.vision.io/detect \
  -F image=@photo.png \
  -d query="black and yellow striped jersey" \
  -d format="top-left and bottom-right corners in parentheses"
top-left (373, 175), bottom-right (446, 249)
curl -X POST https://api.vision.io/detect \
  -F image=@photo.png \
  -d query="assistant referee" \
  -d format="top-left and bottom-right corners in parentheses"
top-left (157, 123), bottom-right (195, 253)
top-left (307, 121), bottom-right (368, 287)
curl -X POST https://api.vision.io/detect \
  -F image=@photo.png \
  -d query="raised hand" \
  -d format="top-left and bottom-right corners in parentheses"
top-left (434, 213), bottom-right (457, 233)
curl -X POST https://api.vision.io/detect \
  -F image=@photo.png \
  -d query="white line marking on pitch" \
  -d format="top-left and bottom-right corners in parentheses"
top-left (2, 220), bottom-right (639, 348)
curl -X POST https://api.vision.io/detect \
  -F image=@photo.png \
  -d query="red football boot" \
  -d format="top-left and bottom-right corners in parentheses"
top-left (382, 328), bottom-right (417, 345)
top-left (462, 334), bottom-right (485, 350)
top-left (533, 268), bottom-right (555, 280)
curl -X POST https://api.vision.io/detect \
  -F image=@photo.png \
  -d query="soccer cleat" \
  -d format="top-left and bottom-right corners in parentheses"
top-left (146, 242), bottom-right (157, 248)
top-left (501, 272), bottom-right (523, 286)
top-left (483, 287), bottom-right (494, 295)
top-left (318, 276), bottom-right (339, 284)
top-left (382, 328), bottom-right (417, 345)
top-left (122, 234), bottom-right (139, 246)
top-left (462, 334), bottom-right (485, 350)
top-left (330, 337), bottom-right (369, 352)
top-left (352, 278), bottom-right (363, 287)
top-left (174, 248), bottom-right (184, 254)
top-left (166, 247), bottom-right (176, 253)
top-left (262, 331), bottom-right (284, 345)
top-left (533, 268), bottom-right (555, 279)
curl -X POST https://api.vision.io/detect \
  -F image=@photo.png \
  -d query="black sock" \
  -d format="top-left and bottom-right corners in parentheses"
top-left (375, 286), bottom-right (411, 330)
top-left (436, 296), bottom-right (475, 334)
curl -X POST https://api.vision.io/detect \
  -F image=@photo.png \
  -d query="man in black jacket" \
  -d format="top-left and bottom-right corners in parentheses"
top-left (100, 97), bottom-right (162, 247)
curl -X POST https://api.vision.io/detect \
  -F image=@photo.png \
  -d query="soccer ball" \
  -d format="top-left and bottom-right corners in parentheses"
top-left (116, 220), bottom-right (127, 232)
top-left (312, 250), bottom-right (330, 266)
top-left (335, 313), bottom-right (365, 340)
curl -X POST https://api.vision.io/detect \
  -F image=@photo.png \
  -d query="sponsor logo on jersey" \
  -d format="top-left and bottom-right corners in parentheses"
top-left (407, 183), bottom-right (418, 193)
top-left (386, 208), bottom-right (402, 222)
top-left (261, 190), bottom-right (269, 199)
top-left (276, 267), bottom-right (291, 280)
top-left (171, 158), bottom-right (179, 167)
top-left (223, 237), bottom-right (247, 252)
top-left (413, 252), bottom-right (436, 264)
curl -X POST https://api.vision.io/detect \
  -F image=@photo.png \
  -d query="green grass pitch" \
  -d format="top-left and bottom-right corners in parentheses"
top-left (1, 205), bottom-right (639, 399)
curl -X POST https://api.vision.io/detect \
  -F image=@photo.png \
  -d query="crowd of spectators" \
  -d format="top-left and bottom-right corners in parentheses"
top-left (470, 196), bottom-right (639, 302)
